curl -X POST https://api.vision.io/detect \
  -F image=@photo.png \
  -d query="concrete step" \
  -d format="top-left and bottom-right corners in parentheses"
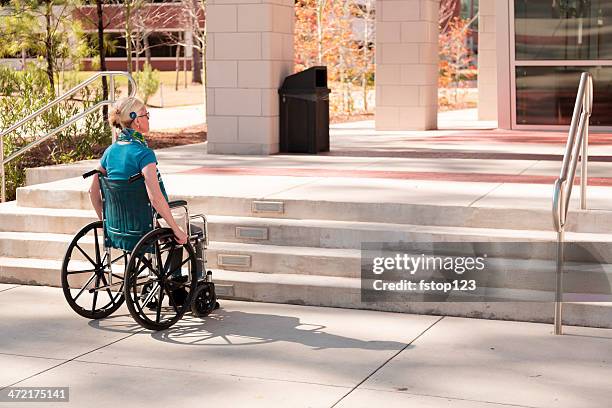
top-left (0, 202), bottom-right (562, 244)
top-left (0, 256), bottom-right (610, 329)
top-left (0, 232), bottom-right (360, 278)
top-left (15, 176), bottom-right (612, 233)
top-left (25, 160), bottom-right (97, 186)
top-left (1, 230), bottom-right (611, 296)
top-left (0, 202), bottom-right (95, 235)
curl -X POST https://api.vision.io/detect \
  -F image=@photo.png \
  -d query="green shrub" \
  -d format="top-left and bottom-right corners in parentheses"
top-left (0, 64), bottom-right (112, 201)
top-left (134, 63), bottom-right (160, 105)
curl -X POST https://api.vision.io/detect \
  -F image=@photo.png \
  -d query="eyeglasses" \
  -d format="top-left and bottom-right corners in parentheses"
top-left (137, 112), bottom-right (150, 120)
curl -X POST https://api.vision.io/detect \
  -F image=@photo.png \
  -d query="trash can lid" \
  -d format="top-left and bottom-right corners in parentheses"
top-left (280, 66), bottom-right (328, 90)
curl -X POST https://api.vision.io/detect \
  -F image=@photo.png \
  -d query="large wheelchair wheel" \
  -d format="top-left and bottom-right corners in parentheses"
top-left (123, 228), bottom-right (197, 331)
top-left (61, 221), bottom-right (127, 319)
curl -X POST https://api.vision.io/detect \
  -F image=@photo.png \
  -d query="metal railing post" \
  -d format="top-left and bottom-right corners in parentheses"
top-left (581, 125), bottom-right (588, 210)
top-left (554, 230), bottom-right (564, 335)
top-left (552, 71), bottom-right (592, 336)
top-left (580, 75), bottom-right (592, 210)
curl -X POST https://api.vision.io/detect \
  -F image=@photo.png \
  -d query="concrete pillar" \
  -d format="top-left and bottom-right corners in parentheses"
top-left (205, 0), bottom-right (294, 155)
top-left (477, 0), bottom-right (497, 121)
top-left (375, 0), bottom-right (438, 130)
top-left (495, 0), bottom-right (512, 129)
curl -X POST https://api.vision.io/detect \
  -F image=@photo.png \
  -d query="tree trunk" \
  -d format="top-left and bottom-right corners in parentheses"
top-left (144, 33), bottom-right (151, 66)
top-left (316, 0), bottom-right (325, 64)
top-left (44, 1), bottom-right (55, 95)
top-left (339, 51), bottom-right (346, 113)
top-left (135, 34), bottom-right (140, 72)
top-left (175, 34), bottom-right (181, 91)
top-left (362, 1), bottom-right (371, 113)
top-left (124, 2), bottom-right (134, 95)
top-left (192, 44), bottom-right (202, 84)
top-left (125, 3), bottom-right (133, 74)
top-left (183, 44), bottom-right (188, 88)
top-left (190, 0), bottom-right (202, 84)
top-left (96, 0), bottom-right (109, 123)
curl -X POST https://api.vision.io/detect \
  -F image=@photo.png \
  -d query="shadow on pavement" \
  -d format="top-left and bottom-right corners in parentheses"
top-left (89, 307), bottom-right (409, 351)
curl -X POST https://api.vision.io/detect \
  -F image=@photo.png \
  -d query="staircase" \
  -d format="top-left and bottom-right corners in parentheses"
top-left (1, 168), bottom-right (611, 329)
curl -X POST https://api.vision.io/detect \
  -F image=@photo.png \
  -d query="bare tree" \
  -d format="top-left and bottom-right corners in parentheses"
top-left (440, 0), bottom-right (461, 34)
top-left (179, 0), bottom-right (205, 84)
top-left (352, 0), bottom-right (374, 113)
top-left (95, 0), bottom-right (108, 122)
top-left (131, 1), bottom-right (177, 69)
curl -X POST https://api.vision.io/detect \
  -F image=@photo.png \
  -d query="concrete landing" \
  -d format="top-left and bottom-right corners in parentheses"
top-left (0, 284), bottom-right (610, 408)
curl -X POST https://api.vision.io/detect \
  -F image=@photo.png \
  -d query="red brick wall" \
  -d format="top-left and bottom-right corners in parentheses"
top-left (81, 58), bottom-right (193, 72)
top-left (73, 4), bottom-right (204, 31)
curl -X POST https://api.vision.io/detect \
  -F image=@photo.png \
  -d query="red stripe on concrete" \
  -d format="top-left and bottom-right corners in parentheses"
top-left (407, 130), bottom-right (612, 145)
top-left (181, 166), bottom-right (612, 186)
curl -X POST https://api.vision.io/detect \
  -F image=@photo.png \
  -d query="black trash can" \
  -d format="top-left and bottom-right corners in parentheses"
top-left (278, 66), bottom-right (331, 153)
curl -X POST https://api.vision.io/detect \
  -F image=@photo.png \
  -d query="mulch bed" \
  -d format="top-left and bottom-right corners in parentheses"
top-left (146, 123), bottom-right (207, 149)
top-left (19, 113), bottom-right (371, 170)
top-left (17, 124), bottom-right (208, 169)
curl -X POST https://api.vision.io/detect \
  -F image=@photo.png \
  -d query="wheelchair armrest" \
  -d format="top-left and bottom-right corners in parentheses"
top-left (168, 200), bottom-right (187, 208)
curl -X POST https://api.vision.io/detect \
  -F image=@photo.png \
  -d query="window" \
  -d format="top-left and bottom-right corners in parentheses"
top-left (515, 66), bottom-right (612, 126)
top-left (515, 0), bottom-right (612, 60)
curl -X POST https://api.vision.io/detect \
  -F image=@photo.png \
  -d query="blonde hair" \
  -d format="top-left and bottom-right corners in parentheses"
top-left (108, 97), bottom-right (146, 129)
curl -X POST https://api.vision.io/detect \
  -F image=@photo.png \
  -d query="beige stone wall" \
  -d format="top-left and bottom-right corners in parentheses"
top-left (206, 0), bottom-right (294, 155)
top-left (375, 0), bottom-right (438, 130)
top-left (478, 0), bottom-right (498, 121)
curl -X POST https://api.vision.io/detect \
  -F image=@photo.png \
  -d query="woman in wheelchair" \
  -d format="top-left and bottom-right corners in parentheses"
top-left (89, 97), bottom-right (190, 246)
top-left (61, 97), bottom-right (217, 331)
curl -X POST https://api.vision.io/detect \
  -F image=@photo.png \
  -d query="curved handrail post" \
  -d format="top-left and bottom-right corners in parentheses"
top-left (0, 71), bottom-right (136, 202)
top-left (580, 74), bottom-right (593, 209)
top-left (551, 71), bottom-right (593, 335)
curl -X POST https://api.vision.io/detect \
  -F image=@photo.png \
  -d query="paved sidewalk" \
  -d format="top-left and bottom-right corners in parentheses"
top-left (148, 104), bottom-right (206, 131)
top-left (0, 284), bottom-right (611, 407)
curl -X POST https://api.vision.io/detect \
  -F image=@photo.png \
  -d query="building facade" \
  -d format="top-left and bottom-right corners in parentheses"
top-left (74, 2), bottom-right (204, 72)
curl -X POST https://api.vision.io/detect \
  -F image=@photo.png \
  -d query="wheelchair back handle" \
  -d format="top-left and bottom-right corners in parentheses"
top-left (82, 169), bottom-right (143, 184)
top-left (82, 169), bottom-right (102, 179)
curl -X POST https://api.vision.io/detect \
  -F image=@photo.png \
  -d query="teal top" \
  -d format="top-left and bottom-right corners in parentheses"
top-left (100, 128), bottom-right (169, 201)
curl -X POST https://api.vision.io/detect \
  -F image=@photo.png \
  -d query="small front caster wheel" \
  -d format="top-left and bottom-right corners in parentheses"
top-left (191, 282), bottom-right (217, 317)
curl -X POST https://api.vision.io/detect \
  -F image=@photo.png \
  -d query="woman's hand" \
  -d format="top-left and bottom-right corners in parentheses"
top-left (172, 225), bottom-right (188, 245)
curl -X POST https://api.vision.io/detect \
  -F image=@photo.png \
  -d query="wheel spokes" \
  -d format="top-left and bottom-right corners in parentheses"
top-left (156, 281), bottom-right (164, 324)
top-left (93, 227), bottom-right (101, 265)
top-left (73, 272), bottom-right (98, 302)
top-left (99, 272), bottom-right (118, 306)
top-left (140, 256), bottom-right (159, 278)
top-left (142, 282), bottom-right (160, 308)
top-left (124, 231), bottom-right (195, 328)
top-left (75, 244), bottom-right (97, 267)
top-left (91, 275), bottom-right (100, 313)
top-left (66, 268), bottom-right (97, 275)
top-left (161, 245), bottom-right (176, 277)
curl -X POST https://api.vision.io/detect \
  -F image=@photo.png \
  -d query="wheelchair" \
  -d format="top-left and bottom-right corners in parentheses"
top-left (61, 169), bottom-right (218, 331)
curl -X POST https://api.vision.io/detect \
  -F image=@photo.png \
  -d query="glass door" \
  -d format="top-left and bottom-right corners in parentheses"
top-left (510, 0), bottom-right (612, 129)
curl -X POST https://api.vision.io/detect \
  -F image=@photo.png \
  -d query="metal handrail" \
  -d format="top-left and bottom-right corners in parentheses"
top-left (0, 71), bottom-right (137, 202)
top-left (551, 71), bottom-right (593, 335)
